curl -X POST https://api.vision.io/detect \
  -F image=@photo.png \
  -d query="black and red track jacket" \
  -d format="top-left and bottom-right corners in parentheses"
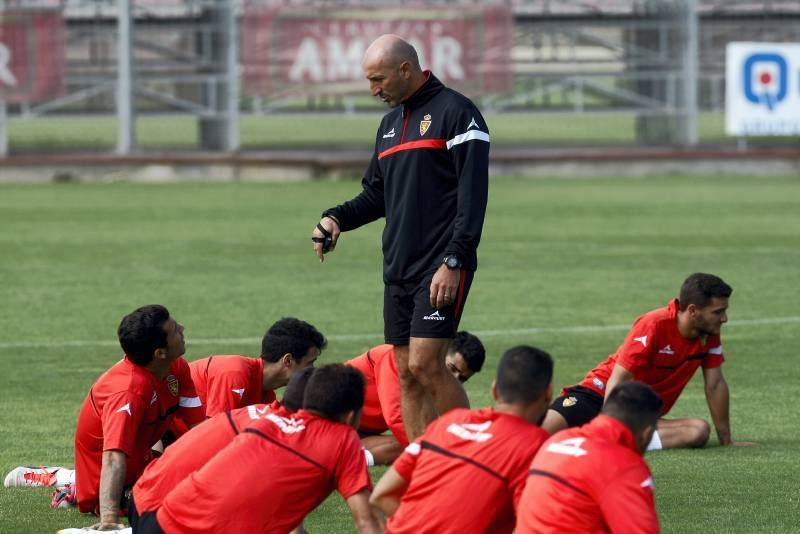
top-left (324, 73), bottom-right (490, 284)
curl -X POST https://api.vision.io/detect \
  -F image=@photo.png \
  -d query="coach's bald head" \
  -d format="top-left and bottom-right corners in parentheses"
top-left (362, 34), bottom-right (426, 107)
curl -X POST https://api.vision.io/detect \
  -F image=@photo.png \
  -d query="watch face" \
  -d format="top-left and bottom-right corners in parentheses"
top-left (445, 256), bottom-right (459, 268)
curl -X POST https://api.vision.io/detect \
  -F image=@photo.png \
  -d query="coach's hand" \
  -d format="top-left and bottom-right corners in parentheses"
top-left (312, 216), bottom-right (341, 262)
top-left (430, 264), bottom-right (460, 309)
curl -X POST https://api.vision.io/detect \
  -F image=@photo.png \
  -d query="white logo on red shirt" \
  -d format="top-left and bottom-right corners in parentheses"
top-left (592, 378), bottom-right (605, 390)
top-left (267, 413), bottom-right (306, 434)
top-left (547, 437), bottom-right (588, 457)
top-left (641, 476), bottom-right (654, 489)
top-left (633, 335), bottom-right (648, 347)
top-left (446, 421), bottom-right (493, 442)
top-left (247, 404), bottom-right (272, 420)
top-left (116, 403), bottom-right (132, 416)
top-left (232, 388), bottom-right (245, 398)
top-left (150, 392), bottom-right (158, 405)
top-left (658, 345), bottom-right (675, 355)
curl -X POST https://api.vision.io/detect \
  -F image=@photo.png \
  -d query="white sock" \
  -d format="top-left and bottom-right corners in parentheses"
top-left (55, 468), bottom-right (75, 486)
top-left (363, 449), bottom-right (375, 467)
top-left (646, 430), bottom-right (663, 451)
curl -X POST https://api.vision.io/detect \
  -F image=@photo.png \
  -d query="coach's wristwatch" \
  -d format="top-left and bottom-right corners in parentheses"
top-left (442, 254), bottom-right (462, 270)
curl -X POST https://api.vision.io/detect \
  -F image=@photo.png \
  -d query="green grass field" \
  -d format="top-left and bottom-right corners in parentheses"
top-left (1, 176), bottom-right (799, 533)
top-left (6, 111), bottom-right (764, 151)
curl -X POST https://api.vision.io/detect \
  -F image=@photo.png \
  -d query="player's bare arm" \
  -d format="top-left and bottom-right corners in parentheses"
top-left (603, 363), bottom-right (634, 404)
top-left (311, 216), bottom-right (341, 262)
top-left (346, 489), bottom-right (383, 534)
top-left (369, 466), bottom-right (409, 517)
top-left (703, 366), bottom-right (755, 447)
top-left (89, 450), bottom-right (127, 530)
top-left (429, 264), bottom-right (460, 309)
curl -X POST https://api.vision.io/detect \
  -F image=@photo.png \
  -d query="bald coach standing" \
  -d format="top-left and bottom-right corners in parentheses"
top-left (311, 34), bottom-right (490, 441)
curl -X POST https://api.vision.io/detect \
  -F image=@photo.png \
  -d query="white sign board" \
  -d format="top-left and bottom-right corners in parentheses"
top-left (726, 42), bottom-right (800, 136)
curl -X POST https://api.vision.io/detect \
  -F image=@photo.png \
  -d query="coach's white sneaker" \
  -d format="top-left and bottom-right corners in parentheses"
top-left (3, 465), bottom-right (63, 487)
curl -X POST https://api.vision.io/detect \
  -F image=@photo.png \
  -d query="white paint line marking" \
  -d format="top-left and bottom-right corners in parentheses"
top-left (1, 316), bottom-right (798, 350)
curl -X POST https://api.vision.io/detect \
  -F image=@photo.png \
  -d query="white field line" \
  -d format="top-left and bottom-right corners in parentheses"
top-left (1, 316), bottom-right (799, 350)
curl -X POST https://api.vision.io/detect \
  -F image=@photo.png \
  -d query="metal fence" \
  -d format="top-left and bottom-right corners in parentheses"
top-left (0, 0), bottom-right (798, 155)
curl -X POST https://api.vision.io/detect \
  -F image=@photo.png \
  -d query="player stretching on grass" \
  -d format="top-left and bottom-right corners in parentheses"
top-left (370, 346), bottom-right (553, 533)
top-left (542, 273), bottom-right (754, 450)
top-left (5, 305), bottom-right (204, 531)
top-left (346, 331), bottom-right (486, 465)
top-left (189, 317), bottom-right (325, 416)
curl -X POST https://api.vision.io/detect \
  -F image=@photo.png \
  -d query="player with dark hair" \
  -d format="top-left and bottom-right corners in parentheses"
top-left (143, 364), bottom-right (380, 534)
top-left (370, 346), bottom-right (553, 533)
top-left (189, 317), bottom-right (325, 416)
top-left (128, 368), bottom-right (315, 529)
top-left (517, 381), bottom-right (663, 533)
top-left (2, 306), bottom-right (205, 531)
top-left (311, 34), bottom-right (490, 443)
top-left (543, 273), bottom-right (753, 449)
top-left (347, 331), bottom-right (486, 465)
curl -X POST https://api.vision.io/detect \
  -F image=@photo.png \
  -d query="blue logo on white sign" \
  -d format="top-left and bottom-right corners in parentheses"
top-left (742, 53), bottom-right (787, 111)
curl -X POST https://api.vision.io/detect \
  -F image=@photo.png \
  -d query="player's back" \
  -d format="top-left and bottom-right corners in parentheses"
top-left (517, 415), bottom-right (658, 534)
top-left (388, 407), bottom-right (548, 534)
top-left (189, 354), bottom-right (269, 415)
top-left (345, 344), bottom-right (392, 432)
top-left (132, 401), bottom-right (282, 514)
top-left (156, 409), bottom-right (370, 534)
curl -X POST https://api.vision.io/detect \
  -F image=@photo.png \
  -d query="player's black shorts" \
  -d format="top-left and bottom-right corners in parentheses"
top-left (384, 269), bottom-right (474, 345)
top-left (549, 385), bottom-right (604, 428)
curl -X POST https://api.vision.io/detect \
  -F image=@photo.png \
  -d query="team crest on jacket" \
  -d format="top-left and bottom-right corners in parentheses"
top-left (419, 114), bottom-right (432, 136)
top-left (166, 375), bottom-right (179, 396)
top-left (562, 396), bottom-right (577, 408)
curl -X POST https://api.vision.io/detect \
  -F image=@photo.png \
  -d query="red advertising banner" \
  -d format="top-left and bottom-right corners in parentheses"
top-left (242, 5), bottom-right (513, 99)
top-left (0, 9), bottom-right (64, 103)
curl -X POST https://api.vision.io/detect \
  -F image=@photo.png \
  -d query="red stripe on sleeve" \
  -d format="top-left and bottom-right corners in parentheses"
top-left (378, 139), bottom-right (447, 160)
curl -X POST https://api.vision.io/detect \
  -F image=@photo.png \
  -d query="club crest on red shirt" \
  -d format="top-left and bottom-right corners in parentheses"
top-left (167, 375), bottom-right (179, 397)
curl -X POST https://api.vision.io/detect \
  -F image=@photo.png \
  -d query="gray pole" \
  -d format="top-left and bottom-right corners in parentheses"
top-left (117, 0), bottom-right (135, 154)
top-left (224, 1), bottom-right (240, 151)
top-left (0, 100), bottom-right (7, 157)
top-left (681, 0), bottom-right (699, 147)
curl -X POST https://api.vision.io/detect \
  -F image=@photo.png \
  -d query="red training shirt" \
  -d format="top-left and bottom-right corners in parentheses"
top-left (577, 299), bottom-right (724, 414)
top-left (189, 355), bottom-right (274, 417)
top-left (345, 344), bottom-right (409, 446)
top-left (516, 415), bottom-right (659, 534)
top-left (74, 356), bottom-right (203, 514)
top-left (387, 407), bottom-right (549, 534)
top-left (156, 409), bottom-right (371, 533)
top-left (132, 400), bottom-right (284, 514)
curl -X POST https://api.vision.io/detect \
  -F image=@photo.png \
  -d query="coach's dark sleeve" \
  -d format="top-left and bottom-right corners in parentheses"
top-left (323, 146), bottom-right (385, 232)
top-left (443, 105), bottom-right (490, 265)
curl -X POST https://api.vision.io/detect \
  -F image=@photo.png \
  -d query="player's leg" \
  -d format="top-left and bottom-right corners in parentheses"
top-left (360, 434), bottom-right (404, 465)
top-left (395, 343), bottom-right (438, 441)
top-left (542, 386), bottom-right (604, 434)
top-left (408, 336), bottom-right (469, 416)
top-left (650, 417), bottom-right (711, 449)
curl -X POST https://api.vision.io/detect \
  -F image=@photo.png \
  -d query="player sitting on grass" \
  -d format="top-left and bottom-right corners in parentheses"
top-left (346, 331), bottom-right (486, 465)
top-left (542, 273), bottom-right (754, 450)
top-left (189, 317), bottom-right (325, 416)
top-left (517, 381), bottom-right (663, 533)
top-left (129, 367), bottom-right (315, 529)
top-left (370, 345), bottom-right (553, 534)
top-left (4, 305), bottom-right (205, 532)
top-left (139, 364), bottom-right (381, 534)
